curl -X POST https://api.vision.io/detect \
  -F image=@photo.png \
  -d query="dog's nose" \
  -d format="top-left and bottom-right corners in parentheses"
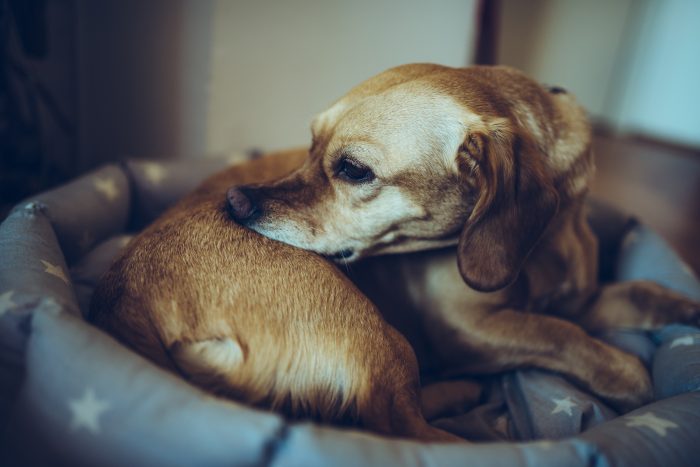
top-left (227, 186), bottom-right (259, 223)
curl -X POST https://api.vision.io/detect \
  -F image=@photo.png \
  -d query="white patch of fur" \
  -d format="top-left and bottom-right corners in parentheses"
top-left (568, 173), bottom-right (589, 196)
top-left (171, 334), bottom-right (365, 421)
top-left (518, 107), bottom-right (544, 143)
top-left (312, 99), bottom-right (350, 135)
top-left (329, 86), bottom-right (468, 176)
top-left (252, 184), bottom-right (428, 257)
top-left (172, 338), bottom-right (245, 382)
top-left (249, 221), bottom-right (313, 251)
top-left (548, 94), bottom-right (590, 174)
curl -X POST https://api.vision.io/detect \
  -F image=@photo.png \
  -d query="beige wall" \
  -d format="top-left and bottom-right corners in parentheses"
top-left (611, 0), bottom-right (700, 147)
top-left (71, 1), bottom-right (699, 166)
top-left (205, 0), bottom-right (479, 155)
top-left (75, 0), bottom-right (478, 163)
top-left (497, 0), bottom-right (700, 147)
top-left (497, 0), bottom-right (634, 119)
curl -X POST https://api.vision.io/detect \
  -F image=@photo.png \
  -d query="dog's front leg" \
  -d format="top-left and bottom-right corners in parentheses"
top-left (577, 280), bottom-right (700, 333)
top-left (443, 309), bottom-right (652, 412)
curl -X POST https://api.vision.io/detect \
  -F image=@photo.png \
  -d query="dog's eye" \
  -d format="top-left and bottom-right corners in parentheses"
top-left (337, 158), bottom-right (374, 183)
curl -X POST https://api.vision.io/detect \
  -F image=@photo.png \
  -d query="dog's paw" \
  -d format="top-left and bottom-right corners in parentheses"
top-left (631, 281), bottom-right (700, 327)
top-left (661, 295), bottom-right (700, 329)
top-left (591, 352), bottom-right (653, 413)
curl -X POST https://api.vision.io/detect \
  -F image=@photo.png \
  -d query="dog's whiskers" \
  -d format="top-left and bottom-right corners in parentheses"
top-left (341, 256), bottom-right (353, 275)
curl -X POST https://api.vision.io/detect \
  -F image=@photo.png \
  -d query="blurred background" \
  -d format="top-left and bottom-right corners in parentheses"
top-left (1, 0), bottom-right (698, 271)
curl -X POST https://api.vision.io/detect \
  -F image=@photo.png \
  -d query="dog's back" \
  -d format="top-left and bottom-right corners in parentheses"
top-left (91, 202), bottom-right (369, 418)
top-left (89, 151), bottom-right (456, 440)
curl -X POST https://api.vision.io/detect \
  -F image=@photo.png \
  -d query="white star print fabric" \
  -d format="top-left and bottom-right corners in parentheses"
top-left (2, 159), bottom-right (700, 466)
top-left (0, 203), bottom-right (81, 315)
top-left (550, 396), bottom-right (577, 416)
top-left (653, 325), bottom-right (700, 399)
top-left (625, 412), bottom-right (679, 437)
top-left (69, 387), bottom-right (111, 434)
top-left (7, 310), bottom-right (284, 467)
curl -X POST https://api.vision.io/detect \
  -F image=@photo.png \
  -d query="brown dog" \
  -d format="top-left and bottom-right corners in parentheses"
top-left (226, 64), bottom-right (700, 411)
top-left (89, 150), bottom-right (457, 441)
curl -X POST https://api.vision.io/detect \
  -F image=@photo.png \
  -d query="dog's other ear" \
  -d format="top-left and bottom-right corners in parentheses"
top-left (456, 120), bottom-right (559, 292)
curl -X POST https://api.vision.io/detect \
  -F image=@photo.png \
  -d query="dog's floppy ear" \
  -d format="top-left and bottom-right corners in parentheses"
top-left (456, 119), bottom-right (559, 292)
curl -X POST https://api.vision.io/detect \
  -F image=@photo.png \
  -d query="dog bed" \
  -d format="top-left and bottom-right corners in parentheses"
top-left (1, 157), bottom-right (699, 467)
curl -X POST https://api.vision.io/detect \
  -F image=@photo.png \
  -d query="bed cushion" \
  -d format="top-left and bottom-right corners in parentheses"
top-left (1, 159), bottom-right (699, 466)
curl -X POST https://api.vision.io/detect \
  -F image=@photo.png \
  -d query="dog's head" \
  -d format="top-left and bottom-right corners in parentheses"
top-left (227, 64), bottom-right (592, 292)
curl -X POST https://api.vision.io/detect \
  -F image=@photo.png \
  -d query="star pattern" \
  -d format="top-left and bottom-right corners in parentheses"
top-left (625, 412), bottom-right (678, 437)
top-left (670, 335), bottom-right (695, 349)
top-left (0, 291), bottom-right (16, 316)
top-left (93, 177), bottom-right (119, 201)
top-left (551, 396), bottom-right (577, 416)
top-left (42, 259), bottom-right (70, 284)
top-left (142, 162), bottom-right (167, 185)
top-left (69, 388), bottom-right (110, 434)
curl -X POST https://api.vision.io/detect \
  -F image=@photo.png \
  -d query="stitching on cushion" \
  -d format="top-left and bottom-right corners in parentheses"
top-left (259, 423), bottom-right (290, 467)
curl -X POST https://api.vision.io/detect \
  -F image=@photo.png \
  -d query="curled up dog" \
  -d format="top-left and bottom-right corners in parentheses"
top-left (89, 150), bottom-right (458, 441)
top-left (227, 64), bottom-right (700, 412)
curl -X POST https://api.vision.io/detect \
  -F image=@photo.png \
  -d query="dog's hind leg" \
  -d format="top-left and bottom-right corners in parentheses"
top-left (439, 308), bottom-right (653, 412)
top-left (359, 327), bottom-right (464, 442)
top-left (360, 382), bottom-right (464, 442)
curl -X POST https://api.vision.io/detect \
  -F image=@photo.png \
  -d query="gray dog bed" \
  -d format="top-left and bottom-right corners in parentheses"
top-left (1, 157), bottom-right (699, 467)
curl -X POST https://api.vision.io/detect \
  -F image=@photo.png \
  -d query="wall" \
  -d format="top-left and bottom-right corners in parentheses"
top-left (497, 0), bottom-right (700, 148)
top-left (205, 0), bottom-right (479, 155)
top-left (611, 0), bottom-right (700, 147)
top-left (497, 0), bottom-right (633, 120)
top-left (55, 0), bottom-right (700, 169)
top-left (73, 0), bottom-right (478, 165)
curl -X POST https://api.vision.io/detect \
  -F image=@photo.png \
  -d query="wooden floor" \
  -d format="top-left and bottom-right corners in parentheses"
top-left (590, 132), bottom-right (700, 275)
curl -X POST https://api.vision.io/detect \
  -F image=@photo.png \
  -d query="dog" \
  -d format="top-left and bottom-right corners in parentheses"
top-left (88, 150), bottom-right (458, 442)
top-left (226, 64), bottom-right (700, 411)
